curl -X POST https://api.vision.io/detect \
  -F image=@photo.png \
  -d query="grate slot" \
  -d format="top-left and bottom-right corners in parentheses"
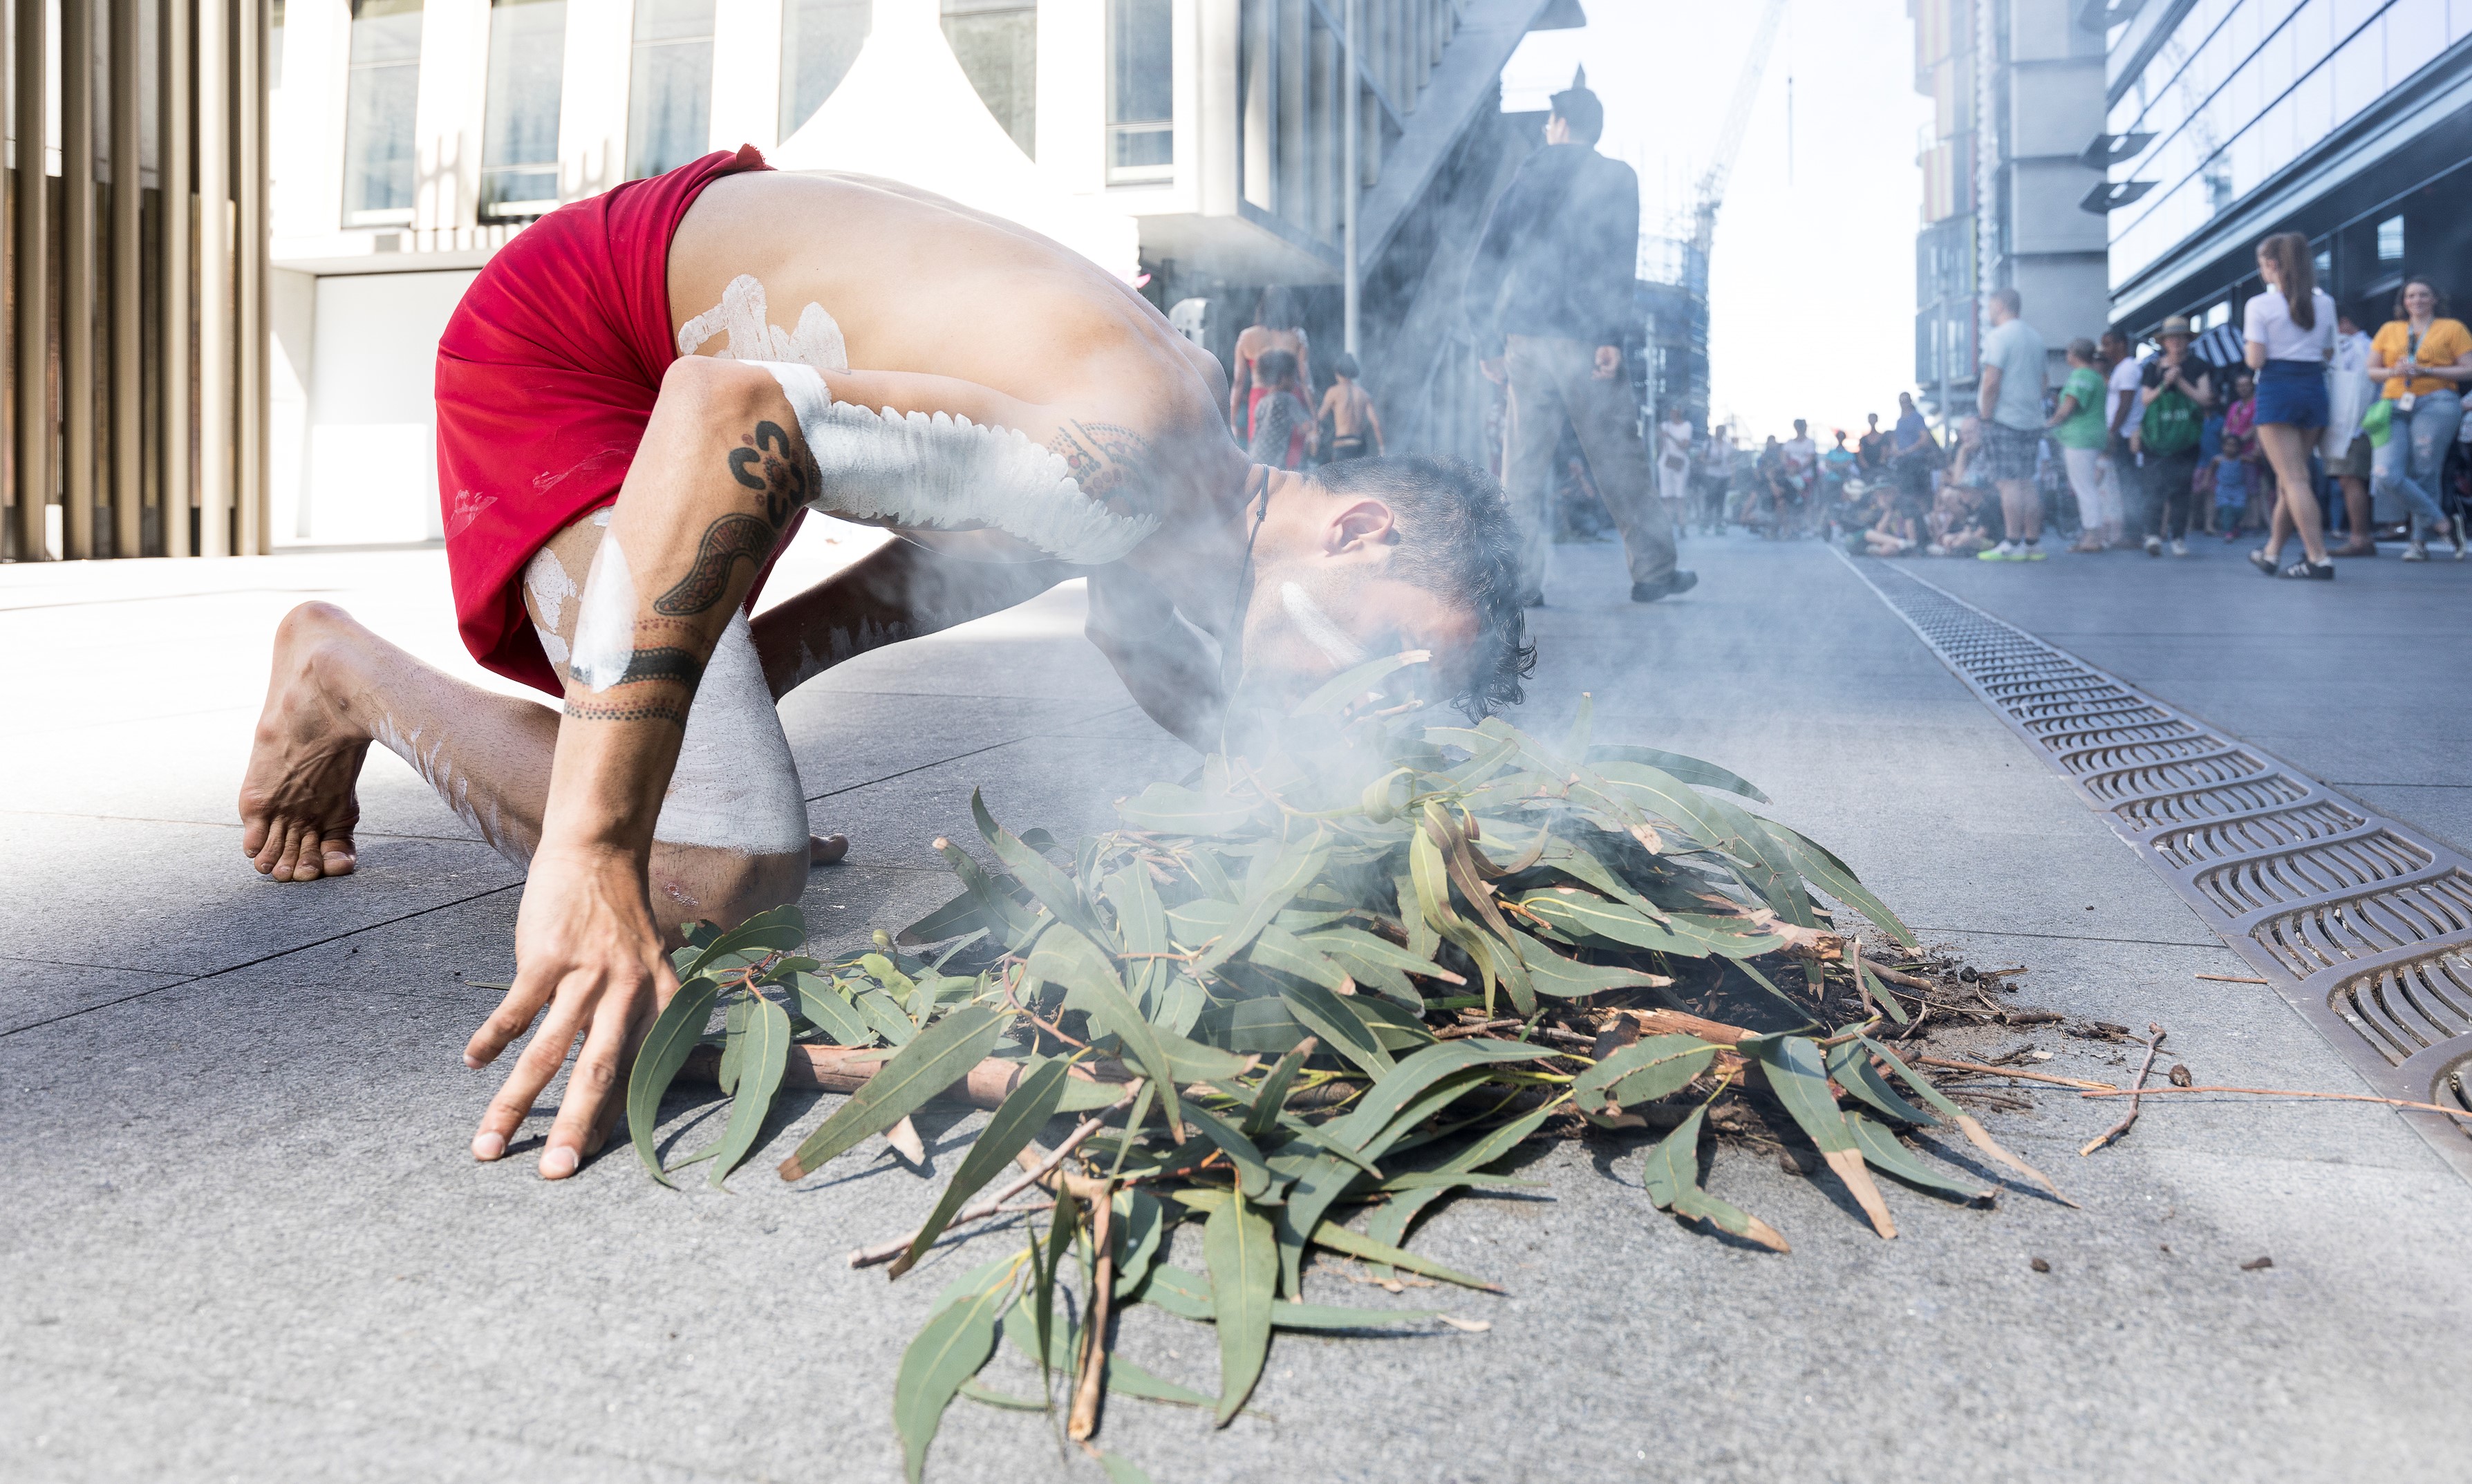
top-left (1845, 554), bottom-right (2472, 1181)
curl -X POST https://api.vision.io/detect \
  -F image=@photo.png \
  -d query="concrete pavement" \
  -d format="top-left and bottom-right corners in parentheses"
top-left (4, 529), bottom-right (2467, 1483)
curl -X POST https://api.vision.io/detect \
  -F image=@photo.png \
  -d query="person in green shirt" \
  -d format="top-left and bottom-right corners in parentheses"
top-left (2048, 337), bottom-right (2116, 552)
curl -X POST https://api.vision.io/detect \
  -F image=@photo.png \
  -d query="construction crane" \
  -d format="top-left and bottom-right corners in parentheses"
top-left (1691, 0), bottom-right (1788, 266)
top-left (1640, 0), bottom-right (1787, 432)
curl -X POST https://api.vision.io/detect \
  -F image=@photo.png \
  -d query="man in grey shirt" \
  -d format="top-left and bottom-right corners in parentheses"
top-left (1975, 285), bottom-right (2049, 561)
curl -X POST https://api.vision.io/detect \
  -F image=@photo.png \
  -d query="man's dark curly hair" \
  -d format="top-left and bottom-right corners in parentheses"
top-left (1310, 454), bottom-right (1536, 717)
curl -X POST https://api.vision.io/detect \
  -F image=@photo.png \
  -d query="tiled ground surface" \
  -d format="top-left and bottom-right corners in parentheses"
top-left (5, 529), bottom-right (2467, 1483)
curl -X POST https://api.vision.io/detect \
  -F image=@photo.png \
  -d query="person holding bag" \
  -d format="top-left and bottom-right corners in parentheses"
top-left (2242, 232), bottom-right (2339, 579)
top-left (2365, 278), bottom-right (2472, 561)
top-left (2133, 315), bottom-right (2211, 556)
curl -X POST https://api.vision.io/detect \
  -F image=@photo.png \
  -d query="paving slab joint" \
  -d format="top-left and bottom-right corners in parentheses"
top-left (1839, 550), bottom-right (2472, 1180)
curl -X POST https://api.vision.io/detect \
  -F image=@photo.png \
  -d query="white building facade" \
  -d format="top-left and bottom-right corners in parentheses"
top-left (266, 0), bottom-right (1563, 544)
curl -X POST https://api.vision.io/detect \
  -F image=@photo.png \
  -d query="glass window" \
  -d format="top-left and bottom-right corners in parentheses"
top-left (1107, 0), bottom-right (1171, 180)
top-left (942, 0), bottom-right (1035, 158)
top-left (779, 0), bottom-right (868, 140)
top-left (483, 0), bottom-right (565, 220)
top-left (2378, 214), bottom-right (2404, 261)
top-left (2388, 0), bottom-right (2445, 78)
top-left (2330, 19), bottom-right (2380, 119)
top-left (343, 0), bottom-right (422, 225)
top-left (628, 0), bottom-right (715, 180)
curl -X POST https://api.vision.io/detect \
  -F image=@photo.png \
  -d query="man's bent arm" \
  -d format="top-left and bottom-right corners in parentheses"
top-left (750, 539), bottom-right (1071, 698)
top-left (467, 357), bottom-right (811, 1179)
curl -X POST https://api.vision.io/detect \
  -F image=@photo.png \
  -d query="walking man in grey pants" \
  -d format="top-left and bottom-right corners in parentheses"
top-left (1466, 77), bottom-right (1692, 606)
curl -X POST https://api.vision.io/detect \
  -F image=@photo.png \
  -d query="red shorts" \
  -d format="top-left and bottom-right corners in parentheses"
top-left (436, 145), bottom-right (802, 698)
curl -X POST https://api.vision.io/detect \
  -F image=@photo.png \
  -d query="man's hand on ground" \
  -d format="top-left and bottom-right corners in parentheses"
top-left (467, 844), bottom-right (674, 1178)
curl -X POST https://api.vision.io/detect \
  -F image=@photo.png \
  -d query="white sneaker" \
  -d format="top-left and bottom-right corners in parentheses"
top-left (2143, 534), bottom-right (2164, 556)
top-left (2169, 538), bottom-right (2189, 557)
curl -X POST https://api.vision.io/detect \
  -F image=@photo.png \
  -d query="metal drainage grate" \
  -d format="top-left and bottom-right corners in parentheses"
top-left (1844, 556), bottom-right (2472, 1178)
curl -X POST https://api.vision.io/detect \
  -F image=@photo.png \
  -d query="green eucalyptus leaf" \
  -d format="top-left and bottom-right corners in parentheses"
top-left (1571, 1035), bottom-right (1719, 1116)
top-left (626, 975), bottom-right (719, 1188)
top-left (1202, 1196), bottom-right (1277, 1427)
top-left (792, 972), bottom-right (874, 1046)
top-left (1640, 1104), bottom-right (1789, 1251)
top-left (779, 1004), bottom-right (1006, 1181)
top-left (1846, 1109), bottom-right (1993, 1201)
top-left (892, 1261), bottom-right (1012, 1483)
top-left (706, 995), bottom-right (792, 1189)
top-left (891, 1056), bottom-right (1073, 1277)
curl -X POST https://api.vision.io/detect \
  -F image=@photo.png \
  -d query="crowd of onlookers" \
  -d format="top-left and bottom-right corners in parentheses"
top-left (1689, 232), bottom-right (2472, 578)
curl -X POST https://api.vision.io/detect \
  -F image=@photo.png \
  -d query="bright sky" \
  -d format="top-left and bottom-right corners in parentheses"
top-left (1501, 0), bottom-right (1932, 444)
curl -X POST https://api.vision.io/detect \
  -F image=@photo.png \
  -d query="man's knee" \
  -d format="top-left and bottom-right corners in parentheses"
top-left (657, 353), bottom-right (796, 428)
top-left (648, 843), bottom-right (807, 936)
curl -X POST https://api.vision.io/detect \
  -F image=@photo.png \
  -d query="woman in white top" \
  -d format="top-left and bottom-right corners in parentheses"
top-left (2243, 232), bottom-right (2339, 580)
top-left (1657, 408), bottom-right (1694, 532)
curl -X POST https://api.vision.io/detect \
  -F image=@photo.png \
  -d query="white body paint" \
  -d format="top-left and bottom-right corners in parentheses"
top-left (1280, 581), bottom-right (1368, 666)
top-left (566, 529), bottom-right (639, 691)
top-left (752, 360), bottom-right (1159, 566)
top-left (655, 610), bottom-right (809, 855)
top-left (523, 547), bottom-right (579, 670)
top-left (678, 274), bottom-right (850, 373)
top-left (371, 713), bottom-right (518, 863)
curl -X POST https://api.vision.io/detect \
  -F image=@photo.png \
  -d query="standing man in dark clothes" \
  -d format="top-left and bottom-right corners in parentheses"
top-left (1466, 78), bottom-right (1692, 606)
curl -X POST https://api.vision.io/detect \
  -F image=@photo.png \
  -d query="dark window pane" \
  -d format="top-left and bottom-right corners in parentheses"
top-left (1110, 0), bottom-right (1170, 125)
top-left (628, 0), bottom-right (715, 179)
top-left (485, 0), bottom-right (565, 174)
top-left (779, 0), bottom-right (868, 138)
top-left (343, 0), bottom-right (422, 220)
top-left (942, 1), bottom-right (1034, 157)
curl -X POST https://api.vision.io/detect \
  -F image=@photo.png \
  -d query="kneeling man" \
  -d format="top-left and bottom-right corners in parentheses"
top-left (235, 149), bottom-right (1531, 1183)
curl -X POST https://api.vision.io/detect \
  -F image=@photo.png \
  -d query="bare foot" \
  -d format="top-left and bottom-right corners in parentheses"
top-left (238, 603), bottom-right (375, 881)
top-left (809, 833), bottom-right (850, 866)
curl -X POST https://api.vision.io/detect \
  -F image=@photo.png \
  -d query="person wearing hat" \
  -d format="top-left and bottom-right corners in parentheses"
top-left (2132, 313), bottom-right (2213, 557)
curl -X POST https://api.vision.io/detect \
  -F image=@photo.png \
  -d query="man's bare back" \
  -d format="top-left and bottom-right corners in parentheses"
top-left (236, 160), bottom-right (1514, 1185)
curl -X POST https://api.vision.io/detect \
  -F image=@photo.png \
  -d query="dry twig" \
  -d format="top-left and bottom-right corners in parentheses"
top-left (1916, 1055), bottom-right (2118, 1091)
top-left (2077, 1084), bottom-right (2472, 1121)
top-left (2080, 1022), bottom-right (2165, 1156)
top-left (847, 1084), bottom-right (1140, 1269)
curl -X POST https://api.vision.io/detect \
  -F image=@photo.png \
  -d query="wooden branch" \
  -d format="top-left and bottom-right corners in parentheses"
top-left (1916, 1055), bottom-right (2119, 1091)
top-left (2077, 1084), bottom-right (2472, 1121)
top-left (1068, 1183), bottom-right (1116, 1441)
top-left (680, 1042), bottom-right (1118, 1111)
top-left (2080, 1023), bottom-right (2164, 1156)
top-left (845, 1083), bottom-right (1140, 1270)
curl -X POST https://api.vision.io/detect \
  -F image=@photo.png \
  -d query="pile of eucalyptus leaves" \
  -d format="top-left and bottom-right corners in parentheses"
top-left (622, 653), bottom-right (2060, 1483)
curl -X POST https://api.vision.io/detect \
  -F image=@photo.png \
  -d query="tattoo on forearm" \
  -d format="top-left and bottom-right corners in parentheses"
top-left (1046, 420), bottom-right (1155, 505)
top-left (655, 513), bottom-right (775, 616)
top-left (563, 696), bottom-right (688, 726)
top-left (728, 419), bottom-right (809, 527)
top-left (612, 646), bottom-right (706, 688)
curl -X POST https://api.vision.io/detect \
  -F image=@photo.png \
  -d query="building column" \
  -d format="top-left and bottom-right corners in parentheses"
top-left (13, 0), bottom-right (52, 561)
top-left (162, 0), bottom-right (194, 556)
top-left (112, 0), bottom-right (146, 558)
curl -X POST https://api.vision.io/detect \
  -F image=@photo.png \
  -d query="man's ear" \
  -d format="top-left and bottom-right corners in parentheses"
top-left (1324, 498), bottom-right (1397, 554)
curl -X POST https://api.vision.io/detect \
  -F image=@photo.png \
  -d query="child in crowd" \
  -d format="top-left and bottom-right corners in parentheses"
top-left (1315, 352), bottom-right (1385, 461)
top-left (1246, 349), bottom-right (1316, 469)
top-left (1928, 418), bottom-right (1998, 554)
top-left (2215, 371), bottom-right (2258, 538)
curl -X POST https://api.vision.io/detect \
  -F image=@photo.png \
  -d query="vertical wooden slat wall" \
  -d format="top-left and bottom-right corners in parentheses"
top-left (5, 0), bottom-right (267, 562)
